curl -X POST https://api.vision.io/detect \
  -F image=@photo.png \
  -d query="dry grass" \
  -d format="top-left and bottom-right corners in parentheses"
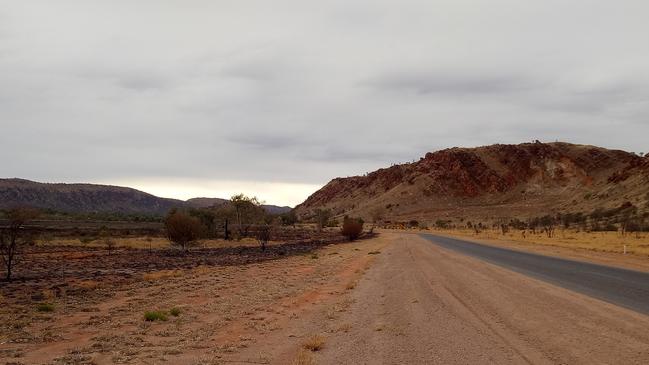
top-left (74, 280), bottom-right (101, 291)
top-left (142, 270), bottom-right (183, 281)
top-left (302, 335), bottom-right (325, 352)
top-left (434, 229), bottom-right (649, 256)
top-left (292, 349), bottom-right (315, 365)
top-left (335, 323), bottom-right (352, 333)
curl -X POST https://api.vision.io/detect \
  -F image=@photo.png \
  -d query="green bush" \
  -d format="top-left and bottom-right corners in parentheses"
top-left (169, 308), bottom-right (181, 317)
top-left (144, 311), bottom-right (168, 322)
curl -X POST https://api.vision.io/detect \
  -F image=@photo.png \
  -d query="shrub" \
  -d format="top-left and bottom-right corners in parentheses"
top-left (256, 225), bottom-right (272, 251)
top-left (144, 311), bottom-right (168, 321)
top-left (36, 303), bottom-right (55, 312)
top-left (341, 217), bottom-right (364, 241)
top-left (169, 308), bottom-right (181, 317)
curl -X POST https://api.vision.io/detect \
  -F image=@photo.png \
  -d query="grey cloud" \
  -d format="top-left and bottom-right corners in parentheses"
top-left (1, 1), bottom-right (649, 205)
top-left (367, 71), bottom-right (537, 96)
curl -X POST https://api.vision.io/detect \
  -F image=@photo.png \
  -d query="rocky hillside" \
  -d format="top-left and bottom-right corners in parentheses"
top-left (0, 179), bottom-right (292, 216)
top-left (295, 142), bottom-right (649, 223)
top-left (0, 179), bottom-right (183, 215)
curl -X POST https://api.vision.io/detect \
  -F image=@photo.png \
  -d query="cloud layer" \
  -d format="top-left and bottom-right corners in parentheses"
top-left (1, 1), bottom-right (648, 205)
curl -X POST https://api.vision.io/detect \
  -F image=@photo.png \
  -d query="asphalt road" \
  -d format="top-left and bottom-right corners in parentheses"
top-left (421, 233), bottom-right (649, 315)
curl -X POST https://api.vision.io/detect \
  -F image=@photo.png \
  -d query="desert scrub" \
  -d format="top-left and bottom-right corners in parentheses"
top-left (169, 307), bottom-right (181, 317)
top-left (144, 311), bottom-right (168, 322)
top-left (36, 303), bottom-right (55, 312)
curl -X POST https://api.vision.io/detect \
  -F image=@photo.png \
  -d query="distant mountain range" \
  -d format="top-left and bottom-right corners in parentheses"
top-left (295, 142), bottom-right (649, 223)
top-left (0, 179), bottom-right (291, 216)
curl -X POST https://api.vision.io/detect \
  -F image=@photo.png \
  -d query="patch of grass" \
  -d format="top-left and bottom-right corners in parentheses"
top-left (75, 280), bottom-right (101, 291)
top-left (310, 253), bottom-right (319, 260)
top-left (36, 303), bottom-right (55, 312)
top-left (144, 311), bottom-right (168, 322)
top-left (302, 335), bottom-right (325, 352)
top-left (368, 250), bottom-right (381, 255)
top-left (169, 307), bottom-right (181, 317)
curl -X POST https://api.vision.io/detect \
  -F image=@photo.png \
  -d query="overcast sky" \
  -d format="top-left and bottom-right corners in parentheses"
top-left (1, 1), bottom-right (648, 206)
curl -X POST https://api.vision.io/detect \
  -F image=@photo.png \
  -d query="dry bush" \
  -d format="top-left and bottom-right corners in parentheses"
top-left (292, 349), bottom-right (315, 365)
top-left (302, 334), bottom-right (325, 352)
top-left (341, 217), bottom-right (364, 241)
top-left (164, 210), bottom-right (204, 251)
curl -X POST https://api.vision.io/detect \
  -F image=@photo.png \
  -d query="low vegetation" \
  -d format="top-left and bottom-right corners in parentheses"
top-left (164, 210), bottom-right (204, 251)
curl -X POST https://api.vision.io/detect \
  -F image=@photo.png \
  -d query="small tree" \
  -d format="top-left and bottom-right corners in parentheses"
top-left (539, 215), bottom-right (556, 238)
top-left (0, 207), bottom-right (40, 281)
top-left (341, 216), bottom-right (364, 241)
top-left (164, 210), bottom-right (204, 251)
top-left (369, 206), bottom-right (386, 228)
top-left (230, 194), bottom-right (264, 237)
top-left (98, 227), bottom-right (115, 255)
top-left (314, 209), bottom-right (331, 232)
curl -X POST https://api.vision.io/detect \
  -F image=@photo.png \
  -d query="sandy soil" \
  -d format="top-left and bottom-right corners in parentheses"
top-left (0, 235), bottom-right (388, 365)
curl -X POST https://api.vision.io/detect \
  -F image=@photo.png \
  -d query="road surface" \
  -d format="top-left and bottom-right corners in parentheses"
top-left (420, 233), bottom-right (649, 315)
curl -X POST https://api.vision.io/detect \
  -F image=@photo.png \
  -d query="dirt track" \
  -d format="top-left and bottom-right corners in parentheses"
top-left (315, 233), bottom-right (649, 364)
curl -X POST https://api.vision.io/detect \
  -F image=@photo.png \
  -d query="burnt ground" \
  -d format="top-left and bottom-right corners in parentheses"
top-left (1, 232), bottom-right (349, 306)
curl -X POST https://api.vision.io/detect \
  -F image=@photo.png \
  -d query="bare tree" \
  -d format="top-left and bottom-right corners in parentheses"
top-left (103, 237), bottom-right (116, 255)
top-left (164, 210), bottom-right (204, 251)
top-left (369, 206), bottom-right (386, 229)
top-left (0, 207), bottom-right (40, 281)
top-left (256, 225), bottom-right (272, 251)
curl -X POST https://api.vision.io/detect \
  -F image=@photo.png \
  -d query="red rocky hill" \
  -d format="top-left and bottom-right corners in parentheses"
top-left (295, 142), bottom-right (649, 224)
